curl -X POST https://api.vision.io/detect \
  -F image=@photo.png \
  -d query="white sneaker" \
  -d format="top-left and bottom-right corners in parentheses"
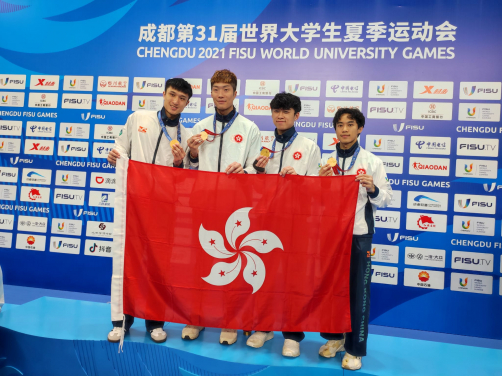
top-left (342, 352), bottom-right (362, 370)
top-left (107, 327), bottom-right (123, 343)
top-left (181, 325), bottom-right (205, 340)
top-left (246, 331), bottom-right (274, 348)
top-left (219, 328), bottom-right (238, 345)
top-left (319, 339), bottom-right (345, 358)
top-left (282, 339), bottom-right (300, 357)
top-left (150, 328), bottom-right (167, 343)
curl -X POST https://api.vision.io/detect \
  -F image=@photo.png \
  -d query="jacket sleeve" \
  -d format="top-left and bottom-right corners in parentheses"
top-left (243, 123), bottom-right (262, 175)
top-left (306, 144), bottom-right (322, 176)
top-left (114, 114), bottom-right (133, 157)
top-left (185, 122), bottom-right (200, 170)
top-left (368, 158), bottom-right (393, 208)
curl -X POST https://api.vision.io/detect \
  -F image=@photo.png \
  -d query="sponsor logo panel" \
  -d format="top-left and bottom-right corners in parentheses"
top-left (86, 221), bottom-right (113, 238)
top-left (0, 185), bottom-right (17, 200)
top-left (458, 103), bottom-right (500, 122)
top-left (368, 81), bottom-right (408, 98)
top-left (405, 247), bottom-right (445, 268)
top-left (0, 167), bottom-right (18, 183)
top-left (50, 236), bottom-right (80, 254)
top-left (90, 172), bottom-right (116, 189)
top-left (51, 218), bottom-right (82, 236)
top-left (454, 194), bottom-right (496, 215)
top-left (301, 100), bottom-right (320, 117)
top-left (0, 120), bottom-right (22, 136)
top-left (183, 78), bottom-right (202, 95)
top-left (245, 80), bottom-right (280, 96)
top-left (132, 95), bottom-right (164, 111)
top-left (451, 272), bottom-right (493, 295)
top-left (260, 130), bottom-right (275, 148)
top-left (94, 124), bottom-right (123, 140)
top-left (92, 142), bottom-right (114, 159)
top-left (95, 95), bottom-right (128, 111)
top-left (413, 81), bottom-right (454, 99)
top-left (388, 190), bottom-right (401, 209)
top-left (26, 121), bottom-right (56, 137)
top-left (0, 138), bottom-right (21, 154)
top-left (412, 102), bottom-right (453, 120)
top-left (371, 244), bottom-right (399, 264)
top-left (243, 98), bottom-right (272, 116)
top-left (30, 75), bottom-right (59, 90)
top-left (16, 233), bottom-right (46, 251)
top-left (367, 101), bottom-right (406, 119)
top-left (451, 250), bottom-right (493, 272)
top-left (284, 80), bottom-right (321, 97)
top-left (324, 101), bottom-right (362, 117)
top-left (406, 191), bottom-right (448, 212)
top-left (410, 136), bottom-right (450, 155)
top-left (452, 215), bottom-right (495, 236)
top-left (182, 97), bottom-right (201, 113)
top-left (59, 123), bottom-right (90, 139)
top-left (459, 82), bottom-right (501, 100)
top-left (297, 131), bottom-right (317, 144)
top-left (0, 74), bottom-right (26, 90)
top-left (371, 265), bottom-right (398, 285)
top-left (326, 81), bottom-right (363, 98)
top-left (61, 93), bottom-right (92, 109)
top-left (20, 186), bottom-right (50, 203)
top-left (22, 168), bottom-right (52, 185)
top-left (17, 215), bottom-right (48, 233)
top-left (322, 133), bottom-right (339, 150)
top-left (0, 92), bottom-right (25, 107)
top-left (0, 231), bottom-right (13, 248)
top-left (53, 188), bottom-right (85, 206)
top-left (88, 190), bottom-right (115, 207)
top-left (457, 137), bottom-right (498, 157)
top-left (409, 157), bottom-right (450, 177)
top-left (24, 139), bottom-right (54, 155)
top-left (28, 93), bottom-right (58, 108)
top-left (58, 141), bottom-right (88, 157)
top-left (0, 214), bottom-right (14, 230)
top-left (97, 76), bottom-right (129, 92)
top-left (84, 239), bottom-right (113, 257)
top-left (365, 135), bottom-right (404, 153)
top-left (379, 156), bottom-right (403, 174)
top-left (55, 170), bottom-right (86, 188)
top-left (133, 77), bottom-right (164, 93)
top-left (375, 210), bottom-right (401, 229)
top-left (455, 159), bottom-right (497, 179)
top-left (406, 212), bottom-right (447, 232)
top-left (404, 268), bottom-right (444, 290)
top-left (63, 76), bottom-right (94, 91)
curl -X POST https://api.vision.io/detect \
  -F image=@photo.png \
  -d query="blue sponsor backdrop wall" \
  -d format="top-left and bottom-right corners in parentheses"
top-left (0, 0), bottom-right (500, 339)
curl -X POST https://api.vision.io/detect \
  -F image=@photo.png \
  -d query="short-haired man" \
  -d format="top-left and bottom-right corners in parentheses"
top-left (314, 108), bottom-right (392, 370)
top-left (181, 69), bottom-right (261, 345)
top-left (107, 78), bottom-right (193, 344)
top-left (245, 92), bottom-right (321, 351)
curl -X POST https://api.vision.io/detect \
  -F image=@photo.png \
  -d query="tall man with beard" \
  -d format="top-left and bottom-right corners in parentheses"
top-left (181, 69), bottom-right (261, 345)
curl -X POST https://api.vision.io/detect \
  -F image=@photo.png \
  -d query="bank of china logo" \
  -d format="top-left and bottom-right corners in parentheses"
top-left (377, 84), bottom-right (385, 94)
top-left (393, 123), bottom-right (404, 132)
top-left (1, 95), bottom-right (8, 103)
top-left (53, 241), bottom-right (62, 249)
top-left (459, 277), bottom-right (468, 287)
top-left (463, 86), bottom-right (475, 96)
top-left (373, 139), bottom-right (382, 147)
top-left (10, 157), bottom-right (18, 165)
top-left (69, 79), bottom-right (76, 87)
top-left (483, 183), bottom-right (496, 192)
top-left (387, 232), bottom-right (399, 242)
top-left (464, 163), bottom-right (473, 173)
top-left (457, 199), bottom-right (470, 209)
top-left (467, 107), bottom-right (476, 116)
top-left (200, 207), bottom-right (283, 293)
top-left (136, 81), bottom-right (146, 90)
top-left (139, 99), bottom-right (146, 108)
top-left (0, 78), bottom-right (8, 86)
top-left (414, 195), bottom-right (438, 203)
top-left (81, 113), bottom-right (90, 121)
top-left (462, 220), bottom-right (470, 230)
top-left (288, 84), bottom-right (299, 93)
top-left (73, 209), bottom-right (83, 217)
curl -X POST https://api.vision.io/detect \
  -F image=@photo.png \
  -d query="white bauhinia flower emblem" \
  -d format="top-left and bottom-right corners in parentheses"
top-left (199, 207), bottom-right (283, 293)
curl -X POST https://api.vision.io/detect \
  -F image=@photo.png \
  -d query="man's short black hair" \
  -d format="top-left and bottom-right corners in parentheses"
top-left (270, 92), bottom-right (301, 114)
top-left (333, 108), bottom-right (365, 128)
top-left (165, 78), bottom-right (193, 99)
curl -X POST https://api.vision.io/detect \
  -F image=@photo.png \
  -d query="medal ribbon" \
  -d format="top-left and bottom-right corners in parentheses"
top-left (202, 111), bottom-right (239, 141)
top-left (266, 131), bottom-right (298, 159)
top-left (334, 146), bottom-right (360, 174)
top-left (157, 110), bottom-right (181, 144)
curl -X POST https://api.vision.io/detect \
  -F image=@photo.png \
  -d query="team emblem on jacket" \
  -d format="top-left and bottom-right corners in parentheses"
top-left (234, 134), bottom-right (243, 143)
top-left (138, 126), bottom-right (147, 133)
top-left (356, 168), bottom-right (366, 175)
top-left (293, 151), bottom-right (302, 160)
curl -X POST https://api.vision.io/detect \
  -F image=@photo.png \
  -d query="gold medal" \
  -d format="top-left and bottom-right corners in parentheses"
top-left (200, 131), bottom-right (208, 141)
top-left (260, 148), bottom-right (271, 158)
top-left (170, 139), bottom-right (179, 149)
top-left (327, 157), bottom-right (337, 167)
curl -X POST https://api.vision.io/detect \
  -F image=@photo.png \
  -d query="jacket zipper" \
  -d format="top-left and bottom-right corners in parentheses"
top-left (217, 122), bottom-right (225, 172)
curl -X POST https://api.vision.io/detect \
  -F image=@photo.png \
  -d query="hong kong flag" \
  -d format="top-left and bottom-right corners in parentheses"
top-left (111, 159), bottom-right (358, 333)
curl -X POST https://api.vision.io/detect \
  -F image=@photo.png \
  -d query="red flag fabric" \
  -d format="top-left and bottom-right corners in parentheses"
top-left (122, 160), bottom-right (359, 333)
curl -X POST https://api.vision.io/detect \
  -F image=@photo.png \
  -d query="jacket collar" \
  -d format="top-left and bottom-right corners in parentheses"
top-left (336, 140), bottom-right (359, 158)
top-left (215, 106), bottom-right (236, 123)
top-left (274, 126), bottom-right (296, 144)
top-left (161, 107), bottom-right (180, 127)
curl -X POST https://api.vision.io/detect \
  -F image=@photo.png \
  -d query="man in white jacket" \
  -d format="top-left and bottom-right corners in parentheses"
top-left (106, 78), bottom-right (193, 344)
top-left (245, 92), bottom-right (321, 351)
top-left (314, 108), bottom-right (393, 370)
top-left (181, 69), bottom-right (261, 345)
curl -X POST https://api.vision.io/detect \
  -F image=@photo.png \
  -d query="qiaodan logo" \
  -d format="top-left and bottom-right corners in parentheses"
top-left (463, 86), bottom-right (475, 96)
top-left (200, 207), bottom-right (283, 293)
top-left (467, 107), bottom-right (476, 116)
top-left (139, 99), bottom-right (146, 108)
top-left (373, 139), bottom-right (382, 147)
top-left (464, 163), bottom-right (473, 173)
top-left (459, 277), bottom-right (468, 287)
top-left (462, 220), bottom-right (470, 229)
top-left (377, 84), bottom-right (385, 93)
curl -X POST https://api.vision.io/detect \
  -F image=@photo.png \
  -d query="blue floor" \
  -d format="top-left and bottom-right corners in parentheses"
top-left (0, 285), bottom-right (501, 375)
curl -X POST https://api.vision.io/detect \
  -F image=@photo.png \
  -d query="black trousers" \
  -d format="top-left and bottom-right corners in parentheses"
top-left (283, 234), bottom-right (372, 357)
top-left (112, 314), bottom-right (164, 332)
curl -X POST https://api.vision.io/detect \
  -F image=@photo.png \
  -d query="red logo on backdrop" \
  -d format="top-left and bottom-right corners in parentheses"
top-left (96, 177), bottom-right (104, 184)
top-left (417, 215), bottom-right (436, 230)
top-left (35, 79), bottom-right (45, 86)
top-left (293, 151), bottom-right (302, 160)
top-left (418, 271), bottom-right (430, 282)
top-left (234, 134), bottom-right (243, 143)
top-left (28, 188), bottom-right (42, 201)
top-left (328, 137), bottom-right (339, 146)
top-left (27, 236), bottom-right (35, 245)
top-left (41, 94), bottom-right (46, 100)
top-left (100, 80), bottom-right (107, 87)
top-left (107, 126), bottom-right (113, 131)
top-left (260, 81), bottom-right (266, 86)
top-left (356, 168), bottom-right (366, 175)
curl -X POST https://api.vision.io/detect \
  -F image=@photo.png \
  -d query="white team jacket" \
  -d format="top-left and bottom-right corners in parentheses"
top-left (326, 145), bottom-right (393, 235)
top-left (114, 110), bottom-right (191, 166)
top-left (187, 113), bottom-right (261, 173)
top-left (264, 134), bottom-right (321, 176)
